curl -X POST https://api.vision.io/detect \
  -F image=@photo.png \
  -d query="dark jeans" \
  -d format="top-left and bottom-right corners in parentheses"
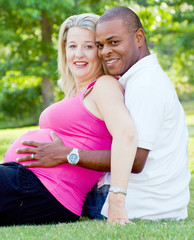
top-left (82, 183), bottom-right (109, 219)
top-left (0, 162), bottom-right (79, 226)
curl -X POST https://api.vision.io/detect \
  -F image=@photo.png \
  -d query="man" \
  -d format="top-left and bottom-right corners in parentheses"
top-left (17, 7), bottom-right (190, 220)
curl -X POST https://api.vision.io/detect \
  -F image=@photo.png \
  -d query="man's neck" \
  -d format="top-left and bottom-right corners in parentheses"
top-left (138, 47), bottom-right (150, 61)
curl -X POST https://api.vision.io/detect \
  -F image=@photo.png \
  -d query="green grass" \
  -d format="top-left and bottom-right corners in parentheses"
top-left (0, 126), bottom-right (38, 161)
top-left (0, 100), bottom-right (194, 240)
top-left (0, 218), bottom-right (193, 240)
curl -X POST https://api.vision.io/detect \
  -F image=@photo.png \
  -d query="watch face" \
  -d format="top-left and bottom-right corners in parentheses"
top-left (112, 186), bottom-right (119, 192)
top-left (69, 154), bottom-right (78, 164)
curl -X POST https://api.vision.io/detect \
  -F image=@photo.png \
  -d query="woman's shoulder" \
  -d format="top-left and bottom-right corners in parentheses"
top-left (97, 74), bottom-right (118, 82)
top-left (94, 75), bottom-right (123, 92)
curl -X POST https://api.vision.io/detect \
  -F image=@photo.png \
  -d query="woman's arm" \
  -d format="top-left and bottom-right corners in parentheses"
top-left (92, 75), bottom-right (137, 224)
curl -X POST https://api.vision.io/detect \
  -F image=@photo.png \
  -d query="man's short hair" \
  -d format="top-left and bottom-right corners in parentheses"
top-left (98, 6), bottom-right (143, 33)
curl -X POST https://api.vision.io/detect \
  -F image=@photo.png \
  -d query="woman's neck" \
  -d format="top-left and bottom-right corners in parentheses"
top-left (75, 79), bottom-right (93, 93)
top-left (74, 72), bottom-right (104, 94)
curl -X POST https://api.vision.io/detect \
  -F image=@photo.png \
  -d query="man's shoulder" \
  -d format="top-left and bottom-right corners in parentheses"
top-left (120, 54), bottom-right (163, 87)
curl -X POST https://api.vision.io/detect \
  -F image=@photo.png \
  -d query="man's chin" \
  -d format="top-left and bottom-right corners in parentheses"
top-left (107, 68), bottom-right (120, 76)
top-left (102, 62), bottom-right (122, 76)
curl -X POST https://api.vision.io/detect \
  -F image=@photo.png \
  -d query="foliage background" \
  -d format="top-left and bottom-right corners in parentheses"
top-left (0, 0), bottom-right (193, 128)
top-left (0, 1), bottom-right (193, 237)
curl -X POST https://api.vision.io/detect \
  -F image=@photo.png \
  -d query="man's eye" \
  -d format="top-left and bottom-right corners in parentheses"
top-left (96, 44), bottom-right (103, 49)
top-left (111, 41), bottom-right (119, 45)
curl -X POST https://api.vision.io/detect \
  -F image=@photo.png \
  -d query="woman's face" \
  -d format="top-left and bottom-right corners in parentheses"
top-left (66, 27), bottom-right (103, 82)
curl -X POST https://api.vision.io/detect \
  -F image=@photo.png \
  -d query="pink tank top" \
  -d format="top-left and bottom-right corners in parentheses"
top-left (4, 81), bottom-right (112, 216)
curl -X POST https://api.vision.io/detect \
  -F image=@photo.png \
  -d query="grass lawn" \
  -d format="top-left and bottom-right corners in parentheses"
top-left (0, 100), bottom-right (193, 240)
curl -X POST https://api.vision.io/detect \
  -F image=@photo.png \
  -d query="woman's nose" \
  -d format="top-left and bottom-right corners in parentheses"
top-left (75, 46), bottom-right (84, 57)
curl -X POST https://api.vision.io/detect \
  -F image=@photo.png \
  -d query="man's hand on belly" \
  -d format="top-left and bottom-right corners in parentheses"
top-left (16, 132), bottom-right (70, 168)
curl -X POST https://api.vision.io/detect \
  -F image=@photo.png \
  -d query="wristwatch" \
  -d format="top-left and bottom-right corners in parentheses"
top-left (109, 186), bottom-right (127, 196)
top-left (67, 148), bottom-right (80, 165)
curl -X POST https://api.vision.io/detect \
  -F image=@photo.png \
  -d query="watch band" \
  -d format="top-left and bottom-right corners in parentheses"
top-left (71, 148), bottom-right (79, 155)
top-left (109, 186), bottom-right (127, 196)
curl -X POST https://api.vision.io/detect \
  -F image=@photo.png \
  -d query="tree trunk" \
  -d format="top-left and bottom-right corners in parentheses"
top-left (41, 76), bottom-right (54, 109)
top-left (40, 12), bottom-right (54, 109)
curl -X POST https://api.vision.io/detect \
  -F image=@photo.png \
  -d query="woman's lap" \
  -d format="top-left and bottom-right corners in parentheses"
top-left (0, 162), bottom-right (79, 226)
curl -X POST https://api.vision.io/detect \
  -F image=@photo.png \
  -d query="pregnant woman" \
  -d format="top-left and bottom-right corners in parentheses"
top-left (0, 13), bottom-right (137, 226)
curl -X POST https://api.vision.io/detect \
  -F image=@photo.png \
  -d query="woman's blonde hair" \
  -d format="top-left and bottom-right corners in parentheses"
top-left (57, 13), bottom-right (100, 95)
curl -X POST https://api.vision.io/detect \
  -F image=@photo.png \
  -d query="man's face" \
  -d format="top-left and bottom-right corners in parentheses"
top-left (95, 19), bottom-right (140, 76)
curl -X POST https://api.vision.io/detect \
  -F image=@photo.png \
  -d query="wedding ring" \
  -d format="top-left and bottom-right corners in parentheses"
top-left (31, 154), bottom-right (34, 159)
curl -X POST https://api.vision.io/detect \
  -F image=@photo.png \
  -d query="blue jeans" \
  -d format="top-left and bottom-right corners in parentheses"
top-left (0, 162), bottom-right (79, 226)
top-left (82, 184), bottom-right (109, 219)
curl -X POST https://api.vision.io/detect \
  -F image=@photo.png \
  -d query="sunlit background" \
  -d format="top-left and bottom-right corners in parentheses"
top-left (0, 0), bottom-right (193, 128)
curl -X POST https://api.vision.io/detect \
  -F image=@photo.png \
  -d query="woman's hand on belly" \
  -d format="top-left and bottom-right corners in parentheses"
top-left (16, 131), bottom-right (69, 168)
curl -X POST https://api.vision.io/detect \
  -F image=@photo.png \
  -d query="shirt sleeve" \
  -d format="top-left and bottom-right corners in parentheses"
top-left (125, 85), bottom-right (165, 150)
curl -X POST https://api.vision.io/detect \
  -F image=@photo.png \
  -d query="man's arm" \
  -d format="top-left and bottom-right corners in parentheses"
top-left (17, 132), bottom-right (148, 173)
top-left (78, 147), bottom-right (149, 173)
top-left (132, 147), bottom-right (149, 173)
top-left (16, 131), bottom-right (111, 170)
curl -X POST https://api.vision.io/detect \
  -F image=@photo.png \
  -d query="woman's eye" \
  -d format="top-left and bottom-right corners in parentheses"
top-left (85, 45), bottom-right (93, 49)
top-left (69, 45), bottom-right (76, 48)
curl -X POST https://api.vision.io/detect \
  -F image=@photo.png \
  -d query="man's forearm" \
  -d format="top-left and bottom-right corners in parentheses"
top-left (77, 147), bottom-right (149, 173)
top-left (77, 149), bottom-right (111, 172)
top-left (16, 132), bottom-right (148, 172)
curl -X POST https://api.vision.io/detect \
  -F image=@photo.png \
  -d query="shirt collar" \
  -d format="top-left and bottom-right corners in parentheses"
top-left (119, 54), bottom-right (157, 88)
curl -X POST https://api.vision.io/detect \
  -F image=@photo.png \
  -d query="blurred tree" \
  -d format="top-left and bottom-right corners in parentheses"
top-left (0, 0), bottom-right (128, 115)
top-left (144, 0), bottom-right (194, 98)
top-left (0, 0), bottom-right (193, 127)
top-left (0, 70), bottom-right (42, 119)
top-left (0, 0), bottom-right (74, 109)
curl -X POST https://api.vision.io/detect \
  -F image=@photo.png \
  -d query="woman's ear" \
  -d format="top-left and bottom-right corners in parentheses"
top-left (135, 28), bottom-right (145, 47)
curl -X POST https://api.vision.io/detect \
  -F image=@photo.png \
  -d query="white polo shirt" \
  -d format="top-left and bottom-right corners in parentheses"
top-left (101, 54), bottom-right (190, 220)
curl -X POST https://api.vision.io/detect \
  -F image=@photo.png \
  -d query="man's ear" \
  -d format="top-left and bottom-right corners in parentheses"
top-left (135, 28), bottom-right (145, 47)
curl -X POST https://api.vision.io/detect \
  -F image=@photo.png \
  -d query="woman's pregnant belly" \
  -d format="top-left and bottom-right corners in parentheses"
top-left (3, 127), bottom-right (103, 190)
top-left (3, 128), bottom-right (103, 215)
top-left (4, 129), bottom-right (53, 164)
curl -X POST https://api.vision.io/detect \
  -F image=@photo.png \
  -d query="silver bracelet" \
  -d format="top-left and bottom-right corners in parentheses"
top-left (109, 186), bottom-right (127, 196)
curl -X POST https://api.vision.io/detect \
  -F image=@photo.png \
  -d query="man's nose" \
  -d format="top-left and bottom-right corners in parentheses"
top-left (100, 45), bottom-right (112, 56)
